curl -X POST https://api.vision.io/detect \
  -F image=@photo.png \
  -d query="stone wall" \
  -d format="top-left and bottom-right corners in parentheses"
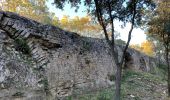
top-left (0, 11), bottom-right (157, 100)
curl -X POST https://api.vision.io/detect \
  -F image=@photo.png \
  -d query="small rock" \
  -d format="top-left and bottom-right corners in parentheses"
top-left (130, 94), bottom-right (135, 98)
top-left (1, 83), bottom-right (5, 88)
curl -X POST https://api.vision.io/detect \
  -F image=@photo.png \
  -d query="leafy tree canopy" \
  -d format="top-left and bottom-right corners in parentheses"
top-left (53, 0), bottom-right (155, 27)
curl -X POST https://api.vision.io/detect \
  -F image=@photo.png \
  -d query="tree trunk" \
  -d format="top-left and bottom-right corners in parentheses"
top-left (158, 51), bottom-right (161, 68)
top-left (115, 63), bottom-right (122, 100)
top-left (166, 48), bottom-right (170, 97)
top-left (94, 0), bottom-right (137, 99)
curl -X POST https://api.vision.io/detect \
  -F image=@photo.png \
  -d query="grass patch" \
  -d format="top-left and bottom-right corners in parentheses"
top-left (121, 69), bottom-right (167, 99)
top-left (65, 68), bottom-right (167, 100)
top-left (66, 88), bottom-right (114, 100)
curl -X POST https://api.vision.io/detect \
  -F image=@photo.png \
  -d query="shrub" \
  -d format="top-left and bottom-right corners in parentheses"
top-left (82, 40), bottom-right (91, 51)
top-left (14, 38), bottom-right (31, 55)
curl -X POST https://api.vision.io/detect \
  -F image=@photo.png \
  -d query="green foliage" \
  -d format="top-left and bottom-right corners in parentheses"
top-left (0, 0), bottom-right (61, 26)
top-left (147, 0), bottom-right (170, 49)
top-left (122, 69), bottom-right (165, 85)
top-left (147, 1), bottom-right (170, 95)
top-left (43, 79), bottom-right (49, 94)
top-left (0, 0), bottom-right (45, 23)
top-left (65, 88), bottom-right (114, 100)
top-left (115, 39), bottom-right (126, 46)
top-left (53, 0), bottom-right (155, 27)
top-left (65, 96), bottom-right (73, 100)
top-left (80, 40), bottom-right (92, 53)
top-left (14, 38), bottom-right (31, 55)
top-left (122, 70), bottom-right (142, 82)
top-left (121, 69), bottom-right (166, 99)
top-left (38, 78), bottom-right (50, 94)
top-left (108, 74), bottom-right (115, 81)
top-left (65, 69), bottom-right (167, 100)
top-left (154, 64), bottom-right (168, 81)
top-left (97, 92), bottom-right (112, 100)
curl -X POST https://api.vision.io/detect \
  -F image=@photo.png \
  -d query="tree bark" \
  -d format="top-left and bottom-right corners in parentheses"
top-left (94, 0), bottom-right (111, 46)
top-left (115, 63), bottom-right (122, 100)
top-left (166, 47), bottom-right (170, 97)
top-left (94, 0), bottom-right (137, 100)
top-left (114, 1), bottom-right (137, 100)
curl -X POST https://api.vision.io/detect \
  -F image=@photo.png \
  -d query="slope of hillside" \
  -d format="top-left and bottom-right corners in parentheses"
top-left (66, 65), bottom-right (168, 100)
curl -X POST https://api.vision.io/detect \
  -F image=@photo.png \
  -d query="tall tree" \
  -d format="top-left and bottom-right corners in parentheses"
top-left (130, 41), bottom-right (155, 57)
top-left (147, 35), bottom-right (165, 66)
top-left (141, 41), bottom-right (154, 56)
top-left (147, 0), bottom-right (170, 97)
top-left (53, 0), bottom-right (155, 99)
top-left (0, 0), bottom-right (53, 24)
top-left (59, 15), bottom-right (101, 36)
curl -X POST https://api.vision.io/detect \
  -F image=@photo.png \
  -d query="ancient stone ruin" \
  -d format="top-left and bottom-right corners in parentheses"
top-left (0, 11), bottom-right (157, 100)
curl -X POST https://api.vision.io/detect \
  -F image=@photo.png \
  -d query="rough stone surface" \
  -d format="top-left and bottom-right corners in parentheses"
top-left (0, 11), bottom-right (158, 99)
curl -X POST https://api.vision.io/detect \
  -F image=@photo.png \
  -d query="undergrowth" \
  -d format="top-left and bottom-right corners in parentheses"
top-left (14, 38), bottom-right (31, 55)
top-left (65, 65), bottom-right (167, 100)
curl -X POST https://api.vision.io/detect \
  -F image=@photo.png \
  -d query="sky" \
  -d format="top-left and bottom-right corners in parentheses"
top-left (46, 1), bottom-right (146, 45)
